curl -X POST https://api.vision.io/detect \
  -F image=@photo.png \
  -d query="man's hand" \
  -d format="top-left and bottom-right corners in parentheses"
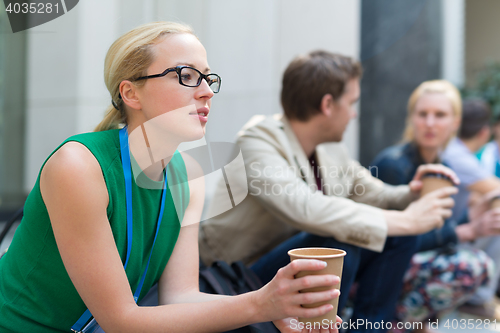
top-left (274, 316), bottom-right (342, 333)
top-left (385, 186), bottom-right (457, 236)
top-left (403, 186), bottom-right (457, 233)
top-left (409, 164), bottom-right (460, 194)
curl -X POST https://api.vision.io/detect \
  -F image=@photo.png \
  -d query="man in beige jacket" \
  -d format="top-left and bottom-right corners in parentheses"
top-left (199, 50), bottom-right (457, 331)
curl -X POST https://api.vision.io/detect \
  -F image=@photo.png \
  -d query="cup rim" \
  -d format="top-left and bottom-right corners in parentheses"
top-left (421, 172), bottom-right (453, 181)
top-left (287, 247), bottom-right (347, 259)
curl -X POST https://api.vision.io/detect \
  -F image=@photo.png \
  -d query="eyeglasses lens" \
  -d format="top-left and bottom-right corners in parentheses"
top-left (206, 74), bottom-right (220, 93)
top-left (179, 67), bottom-right (220, 93)
top-left (179, 67), bottom-right (200, 87)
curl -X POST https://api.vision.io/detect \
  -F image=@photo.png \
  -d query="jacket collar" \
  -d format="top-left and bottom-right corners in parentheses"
top-left (404, 141), bottom-right (440, 165)
top-left (279, 114), bottom-right (316, 187)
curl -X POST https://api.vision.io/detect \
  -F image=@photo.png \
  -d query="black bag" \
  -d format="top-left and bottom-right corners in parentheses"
top-left (199, 260), bottom-right (280, 333)
top-left (0, 207), bottom-right (23, 259)
top-left (139, 261), bottom-right (280, 332)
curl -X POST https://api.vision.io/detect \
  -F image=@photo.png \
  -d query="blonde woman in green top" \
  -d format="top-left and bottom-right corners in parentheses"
top-left (0, 22), bottom-right (341, 333)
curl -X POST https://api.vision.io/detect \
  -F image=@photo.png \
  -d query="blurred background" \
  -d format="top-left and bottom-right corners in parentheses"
top-left (0, 0), bottom-right (499, 215)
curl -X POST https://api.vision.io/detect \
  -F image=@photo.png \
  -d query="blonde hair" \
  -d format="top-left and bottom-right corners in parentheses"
top-left (402, 80), bottom-right (462, 142)
top-left (94, 22), bottom-right (195, 132)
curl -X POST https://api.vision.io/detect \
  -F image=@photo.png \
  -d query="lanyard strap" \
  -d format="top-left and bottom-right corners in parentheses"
top-left (72, 127), bottom-right (167, 332)
top-left (121, 126), bottom-right (134, 270)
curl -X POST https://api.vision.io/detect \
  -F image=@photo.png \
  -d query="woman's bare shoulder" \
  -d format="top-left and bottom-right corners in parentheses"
top-left (40, 141), bottom-right (108, 207)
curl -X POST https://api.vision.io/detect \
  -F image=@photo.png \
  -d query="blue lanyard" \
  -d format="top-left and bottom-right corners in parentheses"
top-left (72, 127), bottom-right (167, 333)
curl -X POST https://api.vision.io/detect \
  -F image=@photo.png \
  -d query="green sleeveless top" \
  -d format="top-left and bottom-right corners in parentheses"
top-left (0, 129), bottom-right (189, 332)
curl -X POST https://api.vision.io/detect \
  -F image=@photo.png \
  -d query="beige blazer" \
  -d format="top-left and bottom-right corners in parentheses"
top-left (199, 114), bottom-right (413, 266)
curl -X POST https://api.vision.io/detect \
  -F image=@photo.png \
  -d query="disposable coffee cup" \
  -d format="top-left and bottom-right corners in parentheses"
top-left (420, 172), bottom-right (453, 197)
top-left (491, 196), bottom-right (500, 209)
top-left (287, 248), bottom-right (346, 326)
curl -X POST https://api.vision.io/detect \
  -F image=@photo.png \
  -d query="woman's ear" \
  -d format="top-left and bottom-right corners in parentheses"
top-left (452, 117), bottom-right (461, 133)
top-left (320, 94), bottom-right (334, 116)
top-left (120, 80), bottom-right (142, 111)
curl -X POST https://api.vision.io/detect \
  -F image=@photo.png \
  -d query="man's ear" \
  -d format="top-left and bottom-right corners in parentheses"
top-left (320, 93), bottom-right (334, 116)
top-left (120, 80), bottom-right (142, 111)
top-left (480, 126), bottom-right (492, 141)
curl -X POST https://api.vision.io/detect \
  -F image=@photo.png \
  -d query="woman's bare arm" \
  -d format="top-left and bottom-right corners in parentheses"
top-left (41, 143), bottom-right (339, 333)
top-left (158, 151), bottom-right (224, 304)
top-left (468, 177), bottom-right (500, 194)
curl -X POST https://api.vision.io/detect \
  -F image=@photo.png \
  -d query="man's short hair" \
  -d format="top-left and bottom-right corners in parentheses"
top-left (281, 50), bottom-right (362, 121)
top-left (459, 99), bottom-right (491, 139)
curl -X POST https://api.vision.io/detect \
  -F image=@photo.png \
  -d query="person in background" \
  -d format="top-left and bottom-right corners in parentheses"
top-left (477, 110), bottom-right (500, 177)
top-left (199, 51), bottom-right (459, 333)
top-left (442, 99), bottom-right (500, 319)
top-left (477, 108), bottom-right (500, 303)
top-left (372, 81), bottom-right (499, 332)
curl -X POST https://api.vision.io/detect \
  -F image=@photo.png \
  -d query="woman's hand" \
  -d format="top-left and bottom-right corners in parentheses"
top-left (252, 259), bottom-right (340, 324)
top-left (469, 189), bottom-right (500, 221)
top-left (456, 189), bottom-right (500, 242)
top-left (409, 164), bottom-right (460, 194)
top-left (274, 316), bottom-right (342, 333)
top-left (456, 208), bottom-right (500, 242)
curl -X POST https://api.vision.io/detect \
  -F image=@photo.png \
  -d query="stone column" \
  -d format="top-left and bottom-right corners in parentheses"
top-left (359, 0), bottom-right (442, 166)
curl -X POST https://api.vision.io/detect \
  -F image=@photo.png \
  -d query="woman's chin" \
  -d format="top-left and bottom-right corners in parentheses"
top-left (181, 128), bottom-right (206, 143)
top-left (417, 141), bottom-right (441, 151)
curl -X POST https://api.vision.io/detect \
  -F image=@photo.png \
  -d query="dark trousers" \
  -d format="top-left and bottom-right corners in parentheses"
top-left (250, 232), bottom-right (419, 333)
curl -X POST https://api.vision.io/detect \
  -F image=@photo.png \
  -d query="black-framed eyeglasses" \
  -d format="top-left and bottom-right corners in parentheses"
top-left (134, 65), bottom-right (221, 93)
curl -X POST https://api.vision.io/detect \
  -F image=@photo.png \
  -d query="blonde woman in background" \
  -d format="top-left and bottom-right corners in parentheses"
top-left (371, 80), bottom-right (497, 332)
top-left (0, 22), bottom-right (341, 333)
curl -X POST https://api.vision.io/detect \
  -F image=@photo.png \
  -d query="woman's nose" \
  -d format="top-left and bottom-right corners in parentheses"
top-left (197, 79), bottom-right (215, 99)
top-left (425, 115), bottom-right (435, 126)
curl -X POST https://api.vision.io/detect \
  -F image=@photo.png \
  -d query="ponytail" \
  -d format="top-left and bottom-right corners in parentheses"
top-left (94, 105), bottom-right (124, 132)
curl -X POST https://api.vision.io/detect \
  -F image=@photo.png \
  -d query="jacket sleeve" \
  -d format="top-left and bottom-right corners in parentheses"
top-left (417, 220), bottom-right (458, 252)
top-left (236, 135), bottom-right (388, 252)
top-left (371, 153), bottom-right (410, 186)
top-left (346, 158), bottom-right (414, 211)
top-left (417, 209), bottom-right (468, 251)
top-left (371, 148), bottom-right (459, 251)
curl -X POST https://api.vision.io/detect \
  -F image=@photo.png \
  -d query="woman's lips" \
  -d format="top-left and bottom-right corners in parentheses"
top-left (189, 107), bottom-right (209, 123)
